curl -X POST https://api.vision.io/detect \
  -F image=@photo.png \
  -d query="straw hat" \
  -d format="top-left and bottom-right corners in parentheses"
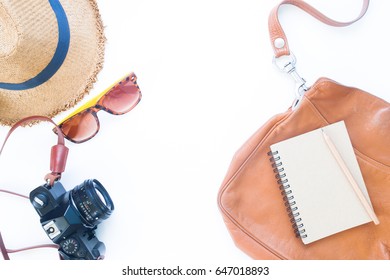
top-left (0, 0), bottom-right (105, 126)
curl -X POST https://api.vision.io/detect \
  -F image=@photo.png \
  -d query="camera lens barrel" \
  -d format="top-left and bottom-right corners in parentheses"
top-left (70, 179), bottom-right (114, 226)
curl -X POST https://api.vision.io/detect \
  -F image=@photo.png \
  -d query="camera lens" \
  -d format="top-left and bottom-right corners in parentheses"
top-left (70, 179), bottom-right (114, 226)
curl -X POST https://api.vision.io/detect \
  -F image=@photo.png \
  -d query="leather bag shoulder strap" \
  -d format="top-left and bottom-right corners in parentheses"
top-left (269, 0), bottom-right (370, 58)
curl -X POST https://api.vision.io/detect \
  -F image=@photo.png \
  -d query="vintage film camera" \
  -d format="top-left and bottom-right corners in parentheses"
top-left (29, 179), bottom-right (114, 260)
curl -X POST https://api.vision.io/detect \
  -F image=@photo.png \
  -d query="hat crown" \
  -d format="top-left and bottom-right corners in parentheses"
top-left (0, 1), bottom-right (60, 84)
top-left (0, 0), bottom-right (105, 126)
top-left (0, 4), bottom-right (18, 58)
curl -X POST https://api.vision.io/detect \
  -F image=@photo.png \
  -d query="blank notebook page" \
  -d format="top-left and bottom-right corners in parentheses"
top-left (270, 121), bottom-right (373, 244)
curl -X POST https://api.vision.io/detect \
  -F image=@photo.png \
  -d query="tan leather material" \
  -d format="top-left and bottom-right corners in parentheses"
top-left (218, 78), bottom-right (390, 259)
top-left (0, 115), bottom-right (68, 185)
top-left (269, 0), bottom-right (370, 57)
top-left (50, 144), bottom-right (69, 174)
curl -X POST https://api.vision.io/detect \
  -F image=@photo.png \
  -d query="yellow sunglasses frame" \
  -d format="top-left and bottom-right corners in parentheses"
top-left (57, 73), bottom-right (135, 125)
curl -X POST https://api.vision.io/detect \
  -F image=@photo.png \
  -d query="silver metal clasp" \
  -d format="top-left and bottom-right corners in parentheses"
top-left (273, 54), bottom-right (309, 109)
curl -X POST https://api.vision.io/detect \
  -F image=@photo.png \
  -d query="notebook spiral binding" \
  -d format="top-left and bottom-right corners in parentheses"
top-left (268, 150), bottom-right (307, 239)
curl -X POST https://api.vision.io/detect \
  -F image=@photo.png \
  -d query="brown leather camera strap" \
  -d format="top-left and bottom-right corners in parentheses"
top-left (269, 0), bottom-right (370, 58)
top-left (0, 186), bottom-right (62, 260)
top-left (0, 229), bottom-right (60, 260)
top-left (0, 189), bottom-right (59, 260)
top-left (0, 115), bottom-right (69, 185)
top-left (0, 231), bottom-right (9, 260)
top-left (0, 116), bottom-right (67, 260)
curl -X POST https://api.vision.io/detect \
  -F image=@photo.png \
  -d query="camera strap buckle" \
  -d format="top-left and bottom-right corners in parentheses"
top-left (45, 172), bottom-right (62, 186)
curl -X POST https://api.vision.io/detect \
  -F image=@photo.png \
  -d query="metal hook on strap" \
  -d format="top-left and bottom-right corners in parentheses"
top-left (273, 53), bottom-right (309, 109)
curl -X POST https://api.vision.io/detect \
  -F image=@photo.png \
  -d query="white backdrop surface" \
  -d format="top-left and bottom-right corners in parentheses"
top-left (0, 0), bottom-right (389, 261)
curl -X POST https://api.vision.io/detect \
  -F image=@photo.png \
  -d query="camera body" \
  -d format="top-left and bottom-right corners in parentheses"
top-left (29, 179), bottom-right (114, 260)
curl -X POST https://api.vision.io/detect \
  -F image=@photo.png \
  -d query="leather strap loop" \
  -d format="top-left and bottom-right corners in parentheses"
top-left (269, 0), bottom-right (370, 58)
top-left (44, 173), bottom-right (62, 186)
top-left (0, 116), bottom-right (69, 185)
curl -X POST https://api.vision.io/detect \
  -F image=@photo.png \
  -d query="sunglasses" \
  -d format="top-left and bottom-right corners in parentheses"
top-left (56, 72), bottom-right (141, 143)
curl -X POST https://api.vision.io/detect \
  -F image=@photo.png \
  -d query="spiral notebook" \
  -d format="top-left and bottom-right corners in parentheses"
top-left (269, 121), bottom-right (377, 245)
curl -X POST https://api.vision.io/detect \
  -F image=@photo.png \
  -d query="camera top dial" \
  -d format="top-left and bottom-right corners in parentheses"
top-left (60, 238), bottom-right (79, 255)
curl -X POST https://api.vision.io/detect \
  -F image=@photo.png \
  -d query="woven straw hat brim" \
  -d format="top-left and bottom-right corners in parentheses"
top-left (0, 0), bottom-right (105, 126)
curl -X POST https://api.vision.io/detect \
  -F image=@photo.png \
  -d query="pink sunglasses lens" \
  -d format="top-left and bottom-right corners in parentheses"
top-left (102, 77), bottom-right (141, 114)
top-left (60, 111), bottom-right (99, 143)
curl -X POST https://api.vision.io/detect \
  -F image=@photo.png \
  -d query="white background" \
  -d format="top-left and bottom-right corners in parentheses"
top-left (0, 0), bottom-right (389, 263)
